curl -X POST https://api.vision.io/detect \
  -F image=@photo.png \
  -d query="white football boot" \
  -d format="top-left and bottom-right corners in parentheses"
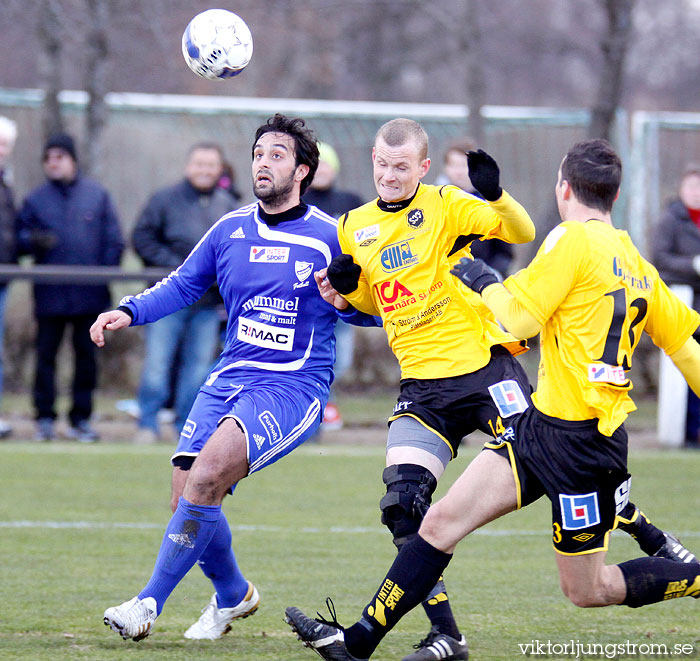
top-left (184, 581), bottom-right (260, 640)
top-left (103, 596), bottom-right (158, 641)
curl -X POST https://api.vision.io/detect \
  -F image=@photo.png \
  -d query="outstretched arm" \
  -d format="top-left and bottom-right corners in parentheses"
top-left (324, 254), bottom-right (379, 316)
top-left (451, 257), bottom-right (541, 338)
top-left (481, 282), bottom-right (542, 338)
top-left (315, 268), bottom-right (349, 310)
top-left (669, 336), bottom-right (700, 398)
top-left (90, 309), bottom-right (132, 347)
top-left (315, 267), bottom-right (381, 326)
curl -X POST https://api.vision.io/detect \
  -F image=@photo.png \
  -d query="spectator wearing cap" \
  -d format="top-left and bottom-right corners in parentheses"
top-left (0, 116), bottom-right (19, 439)
top-left (654, 163), bottom-right (700, 447)
top-left (17, 132), bottom-right (124, 442)
top-left (303, 142), bottom-right (364, 432)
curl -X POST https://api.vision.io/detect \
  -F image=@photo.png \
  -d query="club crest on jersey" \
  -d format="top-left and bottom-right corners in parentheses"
top-left (250, 246), bottom-right (290, 263)
top-left (406, 208), bottom-right (424, 229)
top-left (354, 224), bottom-right (380, 244)
top-left (488, 380), bottom-right (529, 418)
top-left (293, 260), bottom-right (313, 289)
top-left (559, 492), bottom-right (601, 530)
top-left (380, 239), bottom-right (419, 273)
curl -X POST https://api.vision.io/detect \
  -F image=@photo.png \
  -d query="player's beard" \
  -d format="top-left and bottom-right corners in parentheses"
top-left (254, 171), bottom-right (296, 208)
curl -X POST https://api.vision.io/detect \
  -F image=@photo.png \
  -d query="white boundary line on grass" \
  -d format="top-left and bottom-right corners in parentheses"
top-left (2, 520), bottom-right (699, 538)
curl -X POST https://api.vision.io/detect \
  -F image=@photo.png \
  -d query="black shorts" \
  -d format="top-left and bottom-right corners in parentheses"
top-left (388, 346), bottom-right (533, 458)
top-left (486, 406), bottom-right (631, 555)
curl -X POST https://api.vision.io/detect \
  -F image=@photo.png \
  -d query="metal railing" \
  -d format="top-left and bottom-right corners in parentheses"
top-left (0, 264), bottom-right (171, 284)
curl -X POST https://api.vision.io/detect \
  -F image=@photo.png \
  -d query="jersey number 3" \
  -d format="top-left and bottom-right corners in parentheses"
top-left (598, 288), bottom-right (648, 370)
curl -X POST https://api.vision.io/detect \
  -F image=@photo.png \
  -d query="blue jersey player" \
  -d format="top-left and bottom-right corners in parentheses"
top-left (91, 114), bottom-right (378, 642)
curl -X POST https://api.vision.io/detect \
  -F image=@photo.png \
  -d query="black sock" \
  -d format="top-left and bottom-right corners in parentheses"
top-left (616, 502), bottom-right (665, 555)
top-left (619, 556), bottom-right (700, 607)
top-left (344, 535), bottom-right (452, 659)
top-left (421, 578), bottom-right (460, 639)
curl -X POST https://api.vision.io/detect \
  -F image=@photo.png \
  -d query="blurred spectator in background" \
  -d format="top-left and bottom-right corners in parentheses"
top-left (18, 133), bottom-right (124, 442)
top-left (131, 142), bottom-right (237, 444)
top-left (439, 139), bottom-right (514, 278)
top-left (653, 163), bottom-right (700, 447)
top-left (0, 116), bottom-right (18, 439)
top-left (303, 141), bottom-right (364, 430)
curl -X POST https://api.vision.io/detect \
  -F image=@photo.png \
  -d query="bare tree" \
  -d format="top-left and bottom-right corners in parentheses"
top-left (416, 0), bottom-right (485, 144)
top-left (84, 0), bottom-right (110, 176)
top-left (37, 0), bottom-right (65, 139)
top-left (588, 0), bottom-right (635, 140)
top-left (463, 0), bottom-right (485, 146)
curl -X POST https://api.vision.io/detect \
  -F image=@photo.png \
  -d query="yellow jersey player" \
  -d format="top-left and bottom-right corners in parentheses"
top-left (313, 117), bottom-right (535, 661)
top-left (285, 139), bottom-right (700, 660)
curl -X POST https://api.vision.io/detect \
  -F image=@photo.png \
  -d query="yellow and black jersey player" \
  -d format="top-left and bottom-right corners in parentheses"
top-left (338, 182), bottom-right (529, 381)
top-left (283, 138), bottom-right (700, 661)
top-left (450, 137), bottom-right (700, 596)
top-left (308, 121), bottom-right (690, 661)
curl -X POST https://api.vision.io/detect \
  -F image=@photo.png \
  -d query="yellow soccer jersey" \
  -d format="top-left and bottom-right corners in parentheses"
top-left (338, 183), bottom-right (533, 380)
top-left (505, 220), bottom-right (700, 435)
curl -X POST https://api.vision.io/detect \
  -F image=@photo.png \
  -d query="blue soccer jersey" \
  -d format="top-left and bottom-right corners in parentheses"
top-left (121, 203), bottom-right (377, 394)
top-left (121, 203), bottom-right (378, 474)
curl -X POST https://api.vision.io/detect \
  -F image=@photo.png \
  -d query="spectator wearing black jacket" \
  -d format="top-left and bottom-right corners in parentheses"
top-left (653, 163), bottom-right (700, 446)
top-left (0, 116), bottom-right (18, 439)
top-left (131, 143), bottom-right (237, 444)
top-left (18, 133), bottom-right (124, 441)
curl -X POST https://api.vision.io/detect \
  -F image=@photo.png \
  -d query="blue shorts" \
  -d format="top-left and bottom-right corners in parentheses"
top-left (172, 373), bottom-right (325, 477)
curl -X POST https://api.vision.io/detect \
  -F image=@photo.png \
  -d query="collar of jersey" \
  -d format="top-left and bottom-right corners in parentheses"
top-left (258, 202), bottom-right (308, 226)
top-left (377, 184), bottom-right (420, 213)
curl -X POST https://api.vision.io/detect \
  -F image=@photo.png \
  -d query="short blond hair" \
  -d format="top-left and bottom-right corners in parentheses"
top-left (0, 116), bottom-right (17, 145)
top-left (375, 118), bottom-right (428, 161)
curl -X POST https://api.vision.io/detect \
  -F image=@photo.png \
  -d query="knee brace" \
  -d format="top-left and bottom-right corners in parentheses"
top-left (379, 463), bottom-right (438, 549)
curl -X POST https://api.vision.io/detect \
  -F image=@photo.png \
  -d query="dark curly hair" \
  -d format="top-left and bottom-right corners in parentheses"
top-left (253, 114), bottom-right (319, 195)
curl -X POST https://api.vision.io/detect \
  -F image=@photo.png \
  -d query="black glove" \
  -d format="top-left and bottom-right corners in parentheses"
top-left (327, 254), bottom-right (362, 295)
top-left (467, 149), bottom-right (502, 201)
top-left (30, 229), bottom-right (58, 252)
top-left (450, 257), bottom-right (500, 294)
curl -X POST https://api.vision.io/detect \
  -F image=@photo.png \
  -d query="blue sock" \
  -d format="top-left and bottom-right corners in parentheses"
top-left (196, 514), bottom-right (250, 608)
top-left (139, 497), bottom-right (221, 614)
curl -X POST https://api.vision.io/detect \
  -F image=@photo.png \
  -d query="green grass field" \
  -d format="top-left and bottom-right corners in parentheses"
top-left (1, 441), bottom-right (698, 660)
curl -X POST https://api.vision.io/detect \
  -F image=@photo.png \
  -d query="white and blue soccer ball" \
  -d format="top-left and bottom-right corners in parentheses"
top-left (181, 9), bottom-right (253, 80)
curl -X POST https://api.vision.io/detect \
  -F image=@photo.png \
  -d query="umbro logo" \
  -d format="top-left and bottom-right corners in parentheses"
top-left (168, 533), bottom-right (195, 548)
top-left (253, 433), bottom-right (266, 449)
top-left (230, 227), bottom-right (246, 239)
